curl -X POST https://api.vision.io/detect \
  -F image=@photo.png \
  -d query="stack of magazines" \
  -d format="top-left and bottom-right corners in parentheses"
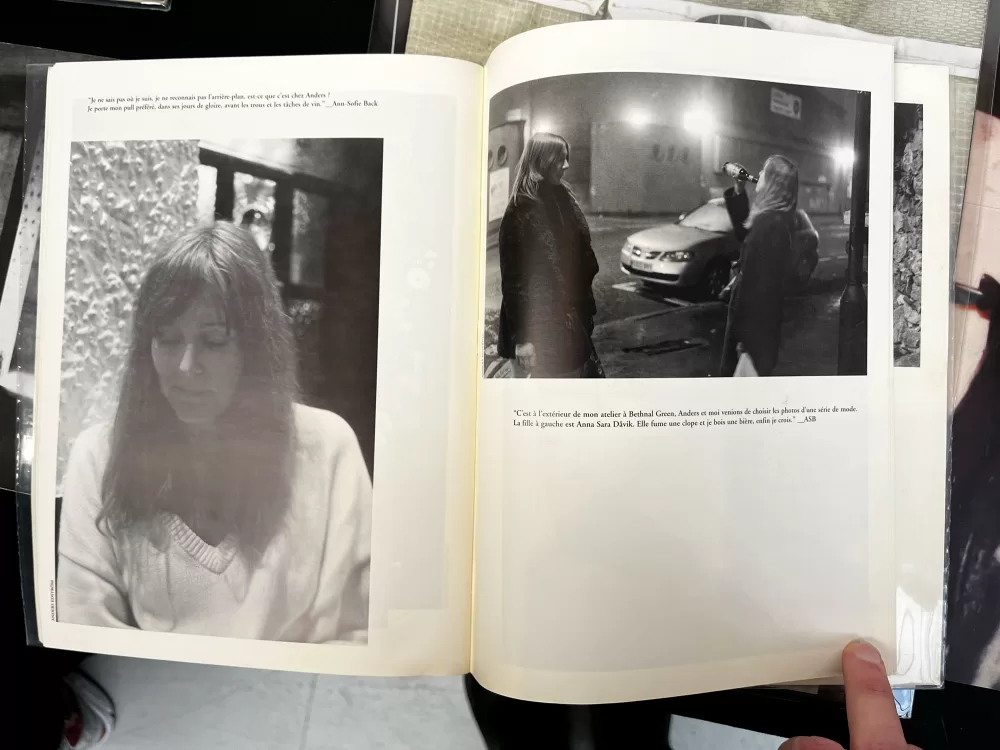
top-left (7, 18), bottom-right (983, 702)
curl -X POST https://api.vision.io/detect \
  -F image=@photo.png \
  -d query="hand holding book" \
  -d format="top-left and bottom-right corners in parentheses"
top-left (780, 642), bottom-right (914, 750)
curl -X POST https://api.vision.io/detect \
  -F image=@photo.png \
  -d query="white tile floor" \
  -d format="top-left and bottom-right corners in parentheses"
top-left (82, 655), bottom-right (786, 749)
top-left (84, 657), bottom-right (484, 750)
top-left (669, 717), bottom-right (784, 750)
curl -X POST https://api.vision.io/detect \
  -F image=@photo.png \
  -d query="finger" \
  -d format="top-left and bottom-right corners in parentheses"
top-left (778, 737), bottom-right (843, 750)
top-left (841, 640), bottom-right (907, 750)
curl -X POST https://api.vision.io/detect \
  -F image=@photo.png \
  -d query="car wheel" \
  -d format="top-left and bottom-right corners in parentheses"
top-left (701, 260), bottom-right (730, 300)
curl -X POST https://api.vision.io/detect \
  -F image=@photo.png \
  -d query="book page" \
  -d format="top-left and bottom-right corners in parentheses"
top-left (473, 21), bottom-right (895, 703)
top-left (31, 54), bottom-right (483, 676)
top-left (789, 63), bottom-right (951, 690)
top-left (886, 63), bottom-right (949, 688)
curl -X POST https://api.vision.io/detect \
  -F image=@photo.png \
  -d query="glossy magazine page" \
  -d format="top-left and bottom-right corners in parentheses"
top-left (948, 0), bottom-right (1000, 691)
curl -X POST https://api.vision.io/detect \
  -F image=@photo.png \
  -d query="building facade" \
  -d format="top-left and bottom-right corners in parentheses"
top-left (488, 72), bottom-right (858, 221)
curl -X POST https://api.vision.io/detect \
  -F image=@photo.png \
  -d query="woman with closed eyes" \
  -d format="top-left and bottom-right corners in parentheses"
top-left (57, 222), bottom-right (371, 644)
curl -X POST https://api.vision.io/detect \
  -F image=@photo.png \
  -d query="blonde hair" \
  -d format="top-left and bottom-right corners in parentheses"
top-left (747, 155), bottom-right (798, 228)
top-left (509, 132), bottom-right (569, 206)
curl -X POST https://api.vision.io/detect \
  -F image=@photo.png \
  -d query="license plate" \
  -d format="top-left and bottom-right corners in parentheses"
top-left (632, 259), bottom-right (653, 272)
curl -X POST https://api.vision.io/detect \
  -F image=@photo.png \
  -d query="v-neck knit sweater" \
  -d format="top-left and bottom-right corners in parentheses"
top-left (56, 404), bottom-right (372, 644)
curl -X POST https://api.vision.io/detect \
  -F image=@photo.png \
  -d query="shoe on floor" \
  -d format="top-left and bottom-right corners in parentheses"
top-left (60, 670), bottom-right (116, 749)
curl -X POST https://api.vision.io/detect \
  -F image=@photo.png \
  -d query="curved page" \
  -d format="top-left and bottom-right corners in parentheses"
top-left (787, 63), bottom-right (951, 691)
top-left (473, 20), bottom-right (895, 703)
top-left (882, 62), bottom-right (949, 689)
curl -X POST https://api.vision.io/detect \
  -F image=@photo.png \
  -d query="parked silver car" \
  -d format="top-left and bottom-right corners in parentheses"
top-left (620, 198), bottom-right (820, 299)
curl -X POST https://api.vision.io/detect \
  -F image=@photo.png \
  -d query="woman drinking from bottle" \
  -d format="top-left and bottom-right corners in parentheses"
top-left (722, 156), bottom-right (800, 376)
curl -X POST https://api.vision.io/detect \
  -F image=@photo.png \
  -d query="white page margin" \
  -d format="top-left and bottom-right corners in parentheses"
top-left (473, 20), bottom-right (895, 703)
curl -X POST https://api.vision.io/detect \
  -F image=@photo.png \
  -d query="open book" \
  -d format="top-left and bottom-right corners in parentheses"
top-left (27, 21), bottom-right (949, 704)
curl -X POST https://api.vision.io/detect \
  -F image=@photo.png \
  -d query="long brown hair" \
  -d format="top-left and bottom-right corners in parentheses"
top-left (509, 132), bottom-right (570, 206)
top-left (747, 154), bottom-right (798, 227)
top-left (98, 223), bottom-right (298, 563)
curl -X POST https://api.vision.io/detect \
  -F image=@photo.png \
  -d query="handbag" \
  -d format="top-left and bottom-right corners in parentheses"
top-left (484, 356), bottom-right (530, 379)
top-left (568, 308), bottom-right (605, 379)
top-left (484, 310), bottom-right (604, 379)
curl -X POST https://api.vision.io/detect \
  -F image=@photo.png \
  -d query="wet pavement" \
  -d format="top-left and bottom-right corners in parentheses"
top-left (483, 213), bottom-right (854, 378)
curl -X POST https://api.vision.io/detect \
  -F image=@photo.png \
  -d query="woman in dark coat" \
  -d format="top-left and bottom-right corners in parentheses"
top-left (722, 155), bottom-right (799, 376)
top-left (497, 132), bottom-right (602, 378)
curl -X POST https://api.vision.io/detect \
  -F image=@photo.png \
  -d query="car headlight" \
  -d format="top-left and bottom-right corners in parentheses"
top-left (622, 242), bottom-right (634, 255)
top-left (661, 250), bottom-right (693, 261)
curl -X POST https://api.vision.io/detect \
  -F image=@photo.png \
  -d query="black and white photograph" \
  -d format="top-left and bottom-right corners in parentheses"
top-left (482, 72), bottom-right (871, 379)
top-left (55, 137), bottom-right (382, 645)
top-left (892, 103), bottom-right (924, 367)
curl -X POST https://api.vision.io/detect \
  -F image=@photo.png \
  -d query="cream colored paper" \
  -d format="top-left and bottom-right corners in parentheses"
top-left (888, 63), bottom-right (949, 689)
top-left (472, 21), bottom-right (896, 704)
top-left (788, 64), bottom-right (951, 690)
top-left (32, 54), bottom-right (483, 676)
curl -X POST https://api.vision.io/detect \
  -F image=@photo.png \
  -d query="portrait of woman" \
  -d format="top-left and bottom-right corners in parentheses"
top-left (56, 222), bottom-right (372, 644)
top-left (496, 132), bottom-right (602, 378)
top-left (722, 155), bottom-right (800, 377)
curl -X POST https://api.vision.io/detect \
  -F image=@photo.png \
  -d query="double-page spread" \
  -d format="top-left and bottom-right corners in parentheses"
top-left (25, 21), bottom-right (949, 704)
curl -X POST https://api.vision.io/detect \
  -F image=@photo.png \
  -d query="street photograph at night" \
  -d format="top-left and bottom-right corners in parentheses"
top-left (483, 71), bottom-right (871, 379)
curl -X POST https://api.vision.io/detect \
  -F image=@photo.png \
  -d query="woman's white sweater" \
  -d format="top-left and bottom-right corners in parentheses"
top-left (56, 404), bottom-right (372, 644)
